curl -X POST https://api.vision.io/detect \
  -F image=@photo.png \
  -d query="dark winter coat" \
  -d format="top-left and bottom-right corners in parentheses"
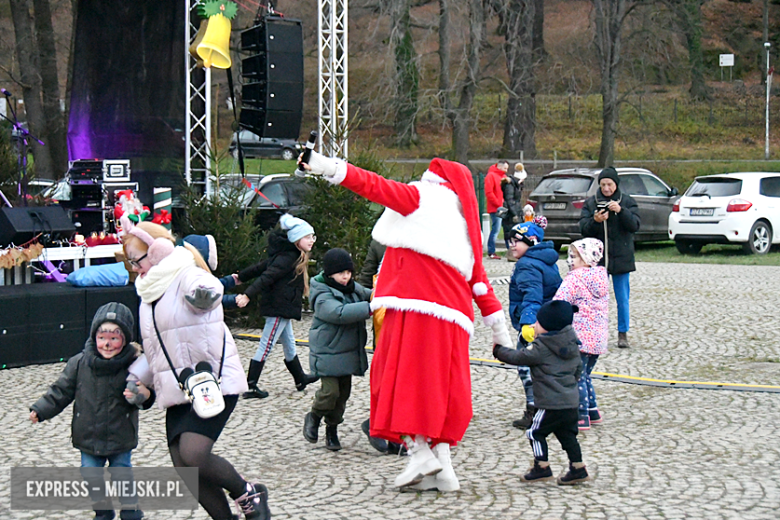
top-left (239, 230), bottom-right (305, 319)
top-left (579, 189), bottom-right (641, 275)
top-left (356, 239), bottom-right (386, 288)
top-left (500, 175), bottom-right (523, 234)
top-left (509, 242), bottom-right (563, 330)
top-left (494, 325), bottom-right (582, 410)
top-left (30, 304), bottom-right (151, 456)
top-left (308, 273), bottom-right (372, 377)
top-left (218, 273), bottom-right (238, 309)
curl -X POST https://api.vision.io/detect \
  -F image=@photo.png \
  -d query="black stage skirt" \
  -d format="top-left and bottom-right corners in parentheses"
top-left (165, 395), bottom-right (239, 446)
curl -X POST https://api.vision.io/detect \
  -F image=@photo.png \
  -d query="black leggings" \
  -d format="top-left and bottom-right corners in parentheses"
top-left (169, 432), bottom-right (247, 520)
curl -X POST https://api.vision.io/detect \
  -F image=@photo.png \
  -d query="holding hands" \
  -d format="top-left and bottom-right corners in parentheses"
top-left (124, 381), bottom-right (151, 407)
top-left (235, 294), bottom-right (250, 308)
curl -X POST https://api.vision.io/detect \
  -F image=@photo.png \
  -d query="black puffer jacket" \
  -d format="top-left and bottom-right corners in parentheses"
top-left (501, 176), bottom-right (524, 234)
top-left (30, 303), bottom-right (151, 456)
top-left (240, 230), bottom-right (305, 319)
top-left (493, 325), bottom-right (582, 410)
top-left (579, 189), bottom-right (641, 275)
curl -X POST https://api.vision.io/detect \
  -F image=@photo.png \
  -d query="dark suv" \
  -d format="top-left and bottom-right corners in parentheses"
top-left (229, 131), bottom-right (302, 161)
top-left (218, 173), bottom-right (311, 230)
top-left (528, 167), bottom-right (679, 250)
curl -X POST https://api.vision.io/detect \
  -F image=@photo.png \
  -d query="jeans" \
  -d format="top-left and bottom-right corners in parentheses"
top-left (516, 332), bottom-right (534, 405)
top-left (80, 451), bottom-right (141, 516)
top-left (611, 273), bottom-right (630, 333)
top-left (253, 316), bottom-right (297, 362)
top-left (488, 212), bottom-right (502, 255)
top-left (578, 353), bottom-right (599, 419)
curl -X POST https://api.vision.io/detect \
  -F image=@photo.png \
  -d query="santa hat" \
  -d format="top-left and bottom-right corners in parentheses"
top-left (422, 158), bottom-right (485, 287)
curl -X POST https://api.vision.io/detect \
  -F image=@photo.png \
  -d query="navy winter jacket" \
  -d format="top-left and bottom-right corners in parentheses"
top-left (509, 241), bottom-right (563, 330)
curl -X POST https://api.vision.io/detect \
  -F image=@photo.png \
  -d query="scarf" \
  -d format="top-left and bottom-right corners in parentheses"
top-left (324, 275), bottom-right (355, 294)
top-left (135, 247), bottom-right (196, 303)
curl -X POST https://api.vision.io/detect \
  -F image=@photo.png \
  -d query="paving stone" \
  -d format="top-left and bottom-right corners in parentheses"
top-left (1, 259), bottom-right (779, 518)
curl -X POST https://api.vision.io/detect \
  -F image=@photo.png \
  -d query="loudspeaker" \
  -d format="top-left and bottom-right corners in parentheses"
top-left (29, 284), bottom-right (87, 364)
top-left (240, 16), bottom-right (303, 139)
top-left (0, 206), bottom-right (77, 247)
top-left (0, 286), bottom-right (31, 368)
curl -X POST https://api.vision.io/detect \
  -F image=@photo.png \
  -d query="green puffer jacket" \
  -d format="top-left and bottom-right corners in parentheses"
top-left (308, 273), bottom-right (372, 377)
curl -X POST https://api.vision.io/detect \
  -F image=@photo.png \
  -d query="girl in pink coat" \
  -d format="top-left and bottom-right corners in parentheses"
top-left (553, 238), bottom-right (609, 431)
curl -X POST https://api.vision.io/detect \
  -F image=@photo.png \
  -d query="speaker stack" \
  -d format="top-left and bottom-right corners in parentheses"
top-left (0, 207), bottom-right (76, 247)
top-left (239, 16), bottom-right (304, 139)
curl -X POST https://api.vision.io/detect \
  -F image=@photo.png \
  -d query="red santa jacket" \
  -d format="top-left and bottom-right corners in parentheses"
top-left (336, 164), bottom-right (504, 336)
top-left (484, 165), bottom-right (506, 214)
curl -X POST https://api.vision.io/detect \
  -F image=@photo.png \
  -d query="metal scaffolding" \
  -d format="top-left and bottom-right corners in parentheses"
top-left (185, 0), bottom-right (212, 195)
top-left (318, 0), bottom-right (349, 158)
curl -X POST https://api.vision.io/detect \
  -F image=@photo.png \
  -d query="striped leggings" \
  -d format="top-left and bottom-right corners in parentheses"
top-left (252, 316), bottom-right (297, 362)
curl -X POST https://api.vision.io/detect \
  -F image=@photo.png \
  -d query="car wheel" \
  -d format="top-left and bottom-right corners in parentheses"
top-left (281, 148), bottom-right (296, 161)
top-left (675, 239), bottom-right (702, 255)
top-left (743, 220), bottom-right (772, 254)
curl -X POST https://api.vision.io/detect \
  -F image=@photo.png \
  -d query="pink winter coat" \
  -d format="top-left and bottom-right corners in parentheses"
top-left (553, 266), bottom-right (609, 355)
top-left (128, 266), bottom-right (248, 409)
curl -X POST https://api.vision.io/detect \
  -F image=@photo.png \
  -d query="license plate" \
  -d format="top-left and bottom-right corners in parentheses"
top-left (689, 208), bottom-right (714, 216)
top-left (543, 202), bottom-right (567, 210)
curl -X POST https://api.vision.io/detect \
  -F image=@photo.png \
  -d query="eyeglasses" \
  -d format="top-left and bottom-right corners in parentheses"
top-left (128, 253), bottom-right (148, 268)
top-left (306, 235), bottom-right (317, 243)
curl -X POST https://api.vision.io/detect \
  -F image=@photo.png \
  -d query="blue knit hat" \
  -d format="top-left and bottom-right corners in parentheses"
top-left (279, 214), bottom-right (315, 244)
top-left (183, 234), bottom-right (218, 271)
top-left (509, 222), bottom-right (544, 246)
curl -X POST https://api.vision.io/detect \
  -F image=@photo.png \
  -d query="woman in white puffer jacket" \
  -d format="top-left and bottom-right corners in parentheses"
top-left (124, 221), bottom-right (270, 520)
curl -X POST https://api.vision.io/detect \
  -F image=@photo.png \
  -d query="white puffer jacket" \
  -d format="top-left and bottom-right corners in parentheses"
top-left (128, 265), bottom-right (248, 409)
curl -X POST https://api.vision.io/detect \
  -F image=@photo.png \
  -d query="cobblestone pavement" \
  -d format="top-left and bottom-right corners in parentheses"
top-left (2, 258), bottom-right (780, 519)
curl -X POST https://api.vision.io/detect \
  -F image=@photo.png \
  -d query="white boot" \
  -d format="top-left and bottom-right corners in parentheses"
top-left (394, 435), bottom-right (442, 488)
top-left (409, 443), bottom-right (460, 492)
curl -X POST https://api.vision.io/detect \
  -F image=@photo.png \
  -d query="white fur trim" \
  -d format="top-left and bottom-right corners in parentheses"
top-left (325, 159), bottom-right (348, 185)
top-left (482, 309), bottom-right (505, 327)
top-left (371, 296), bottom-right (474, 336)
top-left (372, 182), bottom-right (475, 280)
top-left (421, 170), bottom-right (447, 184)
top-left (206, 234), bottom-right (218, 271)
top-left (472, 282), bottom-right (488, 296)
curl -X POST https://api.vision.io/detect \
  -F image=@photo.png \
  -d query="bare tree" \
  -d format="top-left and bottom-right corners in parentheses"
top-left (593, 0), bottom-right (629, 168)
top-left (32, 0), bottom-right (69, 173)
top-left (438, 0), bottom-right (485, 165)
top-left (389, 0), bottom-right (420, 147)
top-left (9, 0), bottom-right (55, 179)
top-left (502, 0), bottom-right (536, 158)
top-left (532, 0), bottom-right (546, 59)
top-left (662, 0), bottom-right (709, 100)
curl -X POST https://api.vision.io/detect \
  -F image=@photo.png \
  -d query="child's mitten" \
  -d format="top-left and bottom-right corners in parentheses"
top-left (125, 381), bottom-right (147, 407)
top-left (521, 324), bottom-right (535, 344)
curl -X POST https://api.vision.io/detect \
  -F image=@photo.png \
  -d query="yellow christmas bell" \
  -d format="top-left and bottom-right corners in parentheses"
top-left (196, 13), bottom-right (232, 69)
top-left (189, 18), bottom-right (209, 67)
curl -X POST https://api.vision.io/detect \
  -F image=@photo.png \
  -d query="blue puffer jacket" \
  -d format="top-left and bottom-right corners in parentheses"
top-left (509, 241), bottom-right (563, 330)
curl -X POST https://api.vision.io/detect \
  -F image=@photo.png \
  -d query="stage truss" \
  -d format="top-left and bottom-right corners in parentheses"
top-left (184, 0), bottom-right (349, 190)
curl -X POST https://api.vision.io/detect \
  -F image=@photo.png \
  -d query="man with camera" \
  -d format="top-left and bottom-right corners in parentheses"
top-left (579, 167), bottom-right (640, 349)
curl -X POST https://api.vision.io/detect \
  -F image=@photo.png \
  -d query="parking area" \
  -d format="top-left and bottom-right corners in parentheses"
top-left (1, 258), bottom-right (780, 519)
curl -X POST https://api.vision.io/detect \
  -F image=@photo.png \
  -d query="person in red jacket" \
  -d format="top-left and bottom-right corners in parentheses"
top-left (484, 161), bottom-right (509, 259)
top-left (300, 153), bottom-right (512, 493)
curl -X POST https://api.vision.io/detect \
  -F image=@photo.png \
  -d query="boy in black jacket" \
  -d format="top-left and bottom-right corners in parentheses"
top-left (493, 300), bottom-right (590, 485)
top-left (30, 302), bottom-right (154, 520)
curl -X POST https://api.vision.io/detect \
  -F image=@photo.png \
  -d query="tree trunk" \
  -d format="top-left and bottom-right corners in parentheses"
top-left (593, 0), bottom-right (626, 168)
top-left (9, 0), bottom-right (55, 180)
top-left (503, 0), bottom-right (536, 158)
top-left (532, 0), bottom-right (546, 60)
top-left (32, 0), bottom-right (68, 174)
top-left (390, 0), bottom-right (419, 148)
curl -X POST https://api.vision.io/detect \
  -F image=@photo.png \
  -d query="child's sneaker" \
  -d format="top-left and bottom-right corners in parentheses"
top-left (557, 463), bottom-right (590, 485)
top-left (578, 416), bottom-right (590, 431)
top-left (520, 460), bottom-right (553, 482)
top-left (589, 409), bottom-right (604, 424)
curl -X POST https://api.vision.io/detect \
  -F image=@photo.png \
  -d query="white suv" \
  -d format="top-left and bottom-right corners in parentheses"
top-left (668, 172), bottom-right (780, 254)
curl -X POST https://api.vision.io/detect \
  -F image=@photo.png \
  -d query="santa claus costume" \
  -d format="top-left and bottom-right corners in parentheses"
top-left (304, 154), bottom-right (512, 492)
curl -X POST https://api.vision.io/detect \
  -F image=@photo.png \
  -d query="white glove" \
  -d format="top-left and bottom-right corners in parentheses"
top-left (306, 150), bottom-right (340, 178)
top-left (491, 321), bottom-right (512, 348)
